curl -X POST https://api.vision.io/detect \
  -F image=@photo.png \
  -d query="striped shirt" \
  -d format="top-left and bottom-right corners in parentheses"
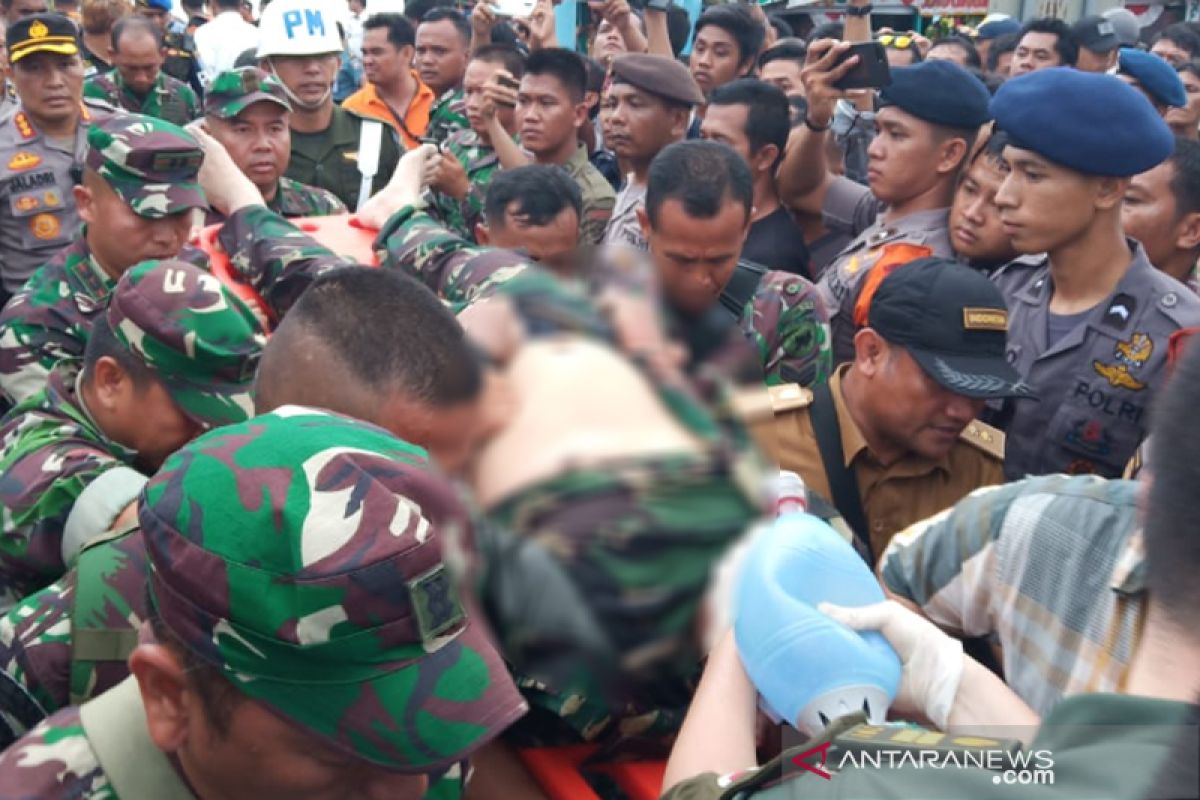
top-left (879, 474), bottom-right (1145, 716)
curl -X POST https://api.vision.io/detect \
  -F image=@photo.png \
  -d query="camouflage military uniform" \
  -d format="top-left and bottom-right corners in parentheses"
top-left (0, 409), bottom-right (527, 797)
top-left (82, 69), bottom-right (200, 126)
top-left (426, 86), bottom-right (469, 145)
top-left (0, 259), bottom-right (264, 608)
top-left (427, 127), bottom-right (503, 238)
top-left (271, 176), bottom-right (346, 216)
top-left (0, 114), bottom-right (211, 405)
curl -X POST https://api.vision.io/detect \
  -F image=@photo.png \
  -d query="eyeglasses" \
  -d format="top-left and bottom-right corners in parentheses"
top-left (877, 34), bottom-right (915, 50)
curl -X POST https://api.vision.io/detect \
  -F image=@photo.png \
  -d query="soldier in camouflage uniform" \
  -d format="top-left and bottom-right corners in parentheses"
top-left (82, 16), bottom-right (200, 126)
top-left (0, 408), bottom-right (528, 798)
top-left (426, 45), bottom-right (523, 239)
top-left (0, 113), bottom-right (352, 406)
top-left (0, 258), bottom-right (265, 608)
top-left (428, 86), bottom-right (469, 145)
top-left (203, 67), bottom-right (346, 222)
top-left (133, 0), bottom-right (205, 98)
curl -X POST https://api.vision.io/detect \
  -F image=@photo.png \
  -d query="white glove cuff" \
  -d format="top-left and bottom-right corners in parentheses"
top-left (907, 634), bottom-right (964, 730)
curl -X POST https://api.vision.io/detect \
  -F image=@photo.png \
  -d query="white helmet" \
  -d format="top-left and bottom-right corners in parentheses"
top-left (257, 0), bottom-right (345, 58)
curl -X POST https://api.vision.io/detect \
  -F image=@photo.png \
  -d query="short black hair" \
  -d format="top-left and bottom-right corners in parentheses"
top-left (1168, 137), bottom-right (1200, 218)
top-left (1018, 18), bottom-right (1078, 66)
top-left (214, 0), bottom-right (241, 11)
top-left (646, 140), bottom-right (754, 228)
top-left (261, 268), bottom-right (482, 408)
top-left (986, 31), bottom-right (1019, 72)
top-left (929, 35), bottom-right (981, 69)
top-left (473, 43), bottom-right (525, 79)
top-left (420, 7), bottom-right (470, 47)
top-left (403, 0), bottom-right (449, 25)
top-left (485, 165), bottom-right (582, 228)
top-left (1177, 58), bottom-right (1200, 81)
top-left (708, 78), bottom-right (790, 167)
top-left (83, 315), bottom-right (156, 389)
top-left (111, 14), bottom-right (162, 51)
top-left (759, 37), bottom-right (806, 70)
top-left (523, 47), bottom-right (587, 103)
top-left (767, 13), bottom-right (793, 41)
top-left (694, 4), bottom-right (765, 67)
top-left (364, 12), bottom-right (416, 50)
top-left (182, 0), bottom-right (205, 10)
top-left (808, 22), bottom-right (842, 42)
top-left (1155, 23), bottom-right (1200, 60)
top-left (1144, 335), bottom-right (1200, 632)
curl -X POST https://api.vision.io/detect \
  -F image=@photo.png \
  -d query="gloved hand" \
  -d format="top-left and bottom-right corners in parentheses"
top-left (819, 600), bottom-right (963, 729)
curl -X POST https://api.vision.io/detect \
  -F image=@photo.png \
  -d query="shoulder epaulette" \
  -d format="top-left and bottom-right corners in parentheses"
top-left (958, 420), bottom-right (1005, 461)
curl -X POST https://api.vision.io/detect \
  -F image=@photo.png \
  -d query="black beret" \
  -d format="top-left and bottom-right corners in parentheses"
top-left (611, 53), bottom-right (705, 107)
top-left (877, 60), bottom-right (991, 130)
top-left (990, 67), bottom-right (1173, 177)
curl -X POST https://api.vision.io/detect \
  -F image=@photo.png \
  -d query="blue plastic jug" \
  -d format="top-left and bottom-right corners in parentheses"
top-left (734, 510), bottom-right (902, 735)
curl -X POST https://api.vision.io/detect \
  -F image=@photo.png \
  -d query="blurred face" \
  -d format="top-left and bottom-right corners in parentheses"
top-left (699, 102), bottom-right (752, 163)
top-left (993, 48), bottom-right (1014, 77)
top-left (415, 19), bottom-right (468, 96)
top-left (362, 28), bottom-right (410, 89)
top-left (1167, 68), bottom-right (1200, 138)
top-left (398, 395), bottom-right (496, 476)
top-left (77, 174), bottom-right (193, 275)
top-left (604, 82), bottom-right (686, 165)
top-left (995, 146), bottom-right (1107, 255)
top-left (483, 203), bottom-right (580, 275)
top-left (114, 31), bottom-right (164, 96)
top-left (926, 41), bottom-right (972, 67)
top-left (862, 343), bottom-right (986, 461)
top-left (690, 24), bottom-right (748, 97)
top-left (4, 0), bottom-right (47, 21)
top-left (135, 6), bottom-right (171, 30)
top-left (267, 53), bottom-right (339, 109)
top-left (517, 72), bottom-right (584, 157)
top-left (1010, 31), bottom-right (1063, 76)
top-left (208, 102), bottom-right (291, 198)
top-left (1122, 161), bottom-right (1182, 271)
top-left (865, 106), bottom-right (945, 206)
top-left (641, 197), bottom-right (750, 315)
top-left (760, 58), bottom-right (804, 98)
top-left (950, 154), bottom-right (1017, 265)
top-left (1152, 38), bottom-right (1192, 67)
top-left (120, 379), bottom-right (204, 471)
top-left (463, 58), bottom-right (514, 135)
top-left (594, 18), bottom-right (627, 68)
top-left (11, 52), bottom-right (85, 126)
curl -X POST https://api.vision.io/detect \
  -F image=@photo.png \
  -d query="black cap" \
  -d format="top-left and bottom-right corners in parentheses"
top-left (1071, 15), bottom-right (1121, 53)
top-left (868, 258), bottom-right (1033, 399)
top-left (6, 14), bottom-right (80, 64)
top-left (877, 60), bottom-right (991, 130)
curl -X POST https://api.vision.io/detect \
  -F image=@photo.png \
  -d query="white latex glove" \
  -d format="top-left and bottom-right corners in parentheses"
top-left (819, 600), bottom-right (964, 729)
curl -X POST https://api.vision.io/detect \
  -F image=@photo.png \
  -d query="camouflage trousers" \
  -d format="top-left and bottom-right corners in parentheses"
top-left (480, 450), bottom-right (757, 750)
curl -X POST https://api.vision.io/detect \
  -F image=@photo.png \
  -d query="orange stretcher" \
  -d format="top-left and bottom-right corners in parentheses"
top-left (194, 214), bottom-right (380, 331)
top-left (517, 745), bottom-right (666, 800)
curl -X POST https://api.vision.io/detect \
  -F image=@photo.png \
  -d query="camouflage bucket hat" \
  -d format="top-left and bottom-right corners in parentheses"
top-left (204, 66), bottom-right (293, 120)
top-left (85, 114), bottom-right (207, 219)
top-left (140, 407), bottom-right (528, 772)
top-left (107, 259), bottom-right (266, 428)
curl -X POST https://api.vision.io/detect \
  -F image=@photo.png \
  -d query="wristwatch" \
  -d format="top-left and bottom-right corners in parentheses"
top-left (845, 4), bottom-right (873, 16)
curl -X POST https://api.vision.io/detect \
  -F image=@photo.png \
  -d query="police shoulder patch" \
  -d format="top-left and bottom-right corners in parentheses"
top-left (958, 420), bottom-right (1005, 461)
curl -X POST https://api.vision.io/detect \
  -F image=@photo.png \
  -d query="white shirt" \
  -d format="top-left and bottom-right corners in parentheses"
top-left (194, 11), bottom-right (261, 87)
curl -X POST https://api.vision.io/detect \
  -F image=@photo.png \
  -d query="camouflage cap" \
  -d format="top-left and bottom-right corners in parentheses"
top-left (106, 260), bottom-right (267, 428)
top-left (204, 67), bottom-right (293, 120)
top-left (140, 407), bottom-right (528, 771)
top-left (84, 114), bottom-right (207, 219)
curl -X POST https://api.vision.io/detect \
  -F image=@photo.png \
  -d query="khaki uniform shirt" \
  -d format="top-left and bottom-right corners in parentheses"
top-left (816, 177), bottom-right (954, 363)
top-left (742, 365), bottom-right (1005, 558)
top-left (562, 144), bottom-right (616, 245)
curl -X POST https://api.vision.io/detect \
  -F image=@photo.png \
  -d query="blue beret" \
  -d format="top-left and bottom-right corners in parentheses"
top-left (877, 60), bottom-right (991, 130)
top-left (976, 18), bottom-right (1020, 40)
top-left (1118, 48), bottom-right (1187, 108)
top-left (136, 0), bottom-right (173, 9)
top-left (990, 68), bottom-right (1173, 177)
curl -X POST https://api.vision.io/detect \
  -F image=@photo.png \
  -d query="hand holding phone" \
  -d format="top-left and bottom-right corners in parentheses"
top-left (493, 0), bottom-right (536, 18)
top-left (831, 42), bottom-right (891, 90)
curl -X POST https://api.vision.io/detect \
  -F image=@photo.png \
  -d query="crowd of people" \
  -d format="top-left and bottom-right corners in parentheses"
top-left (0, 0), bottom-right (1196, 797)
